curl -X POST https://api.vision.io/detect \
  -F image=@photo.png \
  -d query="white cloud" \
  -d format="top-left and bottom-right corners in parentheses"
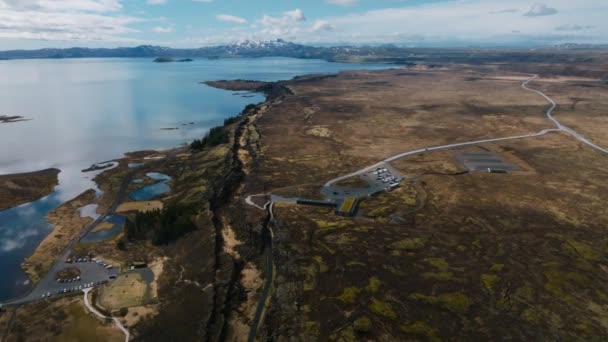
top-left (152, 25), bottom-right (174, 33)
top-left (311, 20), bottom-right (334, 33)
top-left (171, 0), bottom-right (608, 47)
top-left (147, 0), bottom-right (167, 4)
top-left (0, 0), bottom-right (123, 12)
top-left (524, 3), bottom-right (558, 17)
top-left (326, 0), bottom-right (357, 5)
top-left (257, 8), bottom-right (307, 37)
top-left (216, 14), bottom-right (247, 24)
top-left (0, 0), bottom-right (143, 43)
top-left (284, 9), bottom-right (306, 22)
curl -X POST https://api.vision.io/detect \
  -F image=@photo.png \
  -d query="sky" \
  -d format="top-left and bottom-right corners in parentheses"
top-left (0, 0), bottom-right (607, 49)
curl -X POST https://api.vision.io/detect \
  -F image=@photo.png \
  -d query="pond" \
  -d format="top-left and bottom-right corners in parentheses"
top-left (129, 173), bottom-right (172, 201)
top-left (80, 215), bottom-right (126, 243)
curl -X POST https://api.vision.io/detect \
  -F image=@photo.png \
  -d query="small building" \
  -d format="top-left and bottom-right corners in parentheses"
top-left (128, 259), bottom-right (148, 270)
top-left (336, 197), bottom-right (359, 217)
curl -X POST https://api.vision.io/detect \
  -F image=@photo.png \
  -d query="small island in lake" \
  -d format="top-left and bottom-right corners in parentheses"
top-left (153, 57), bottom-right (194, 63)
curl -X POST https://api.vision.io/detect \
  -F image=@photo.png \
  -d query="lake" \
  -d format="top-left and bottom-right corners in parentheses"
top-left (0, 57), bottom-right (390, 301)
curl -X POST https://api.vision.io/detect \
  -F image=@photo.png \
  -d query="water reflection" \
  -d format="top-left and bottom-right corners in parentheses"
top-left (0, 57), bottom-right (389, 301)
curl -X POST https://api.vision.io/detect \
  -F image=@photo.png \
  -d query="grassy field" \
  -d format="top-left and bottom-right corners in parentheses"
top-left (4, 297), bottom-right (122, 342)
top-left (116, 200), bottom-right (164, 213)
top-left (98, 272), bottom-right (149, 310)
top-left (236, 62), bottom-right (608, 340)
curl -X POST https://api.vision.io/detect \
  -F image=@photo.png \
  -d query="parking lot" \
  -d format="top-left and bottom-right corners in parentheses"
top-left (9, 255), bottom-right (118, 304)
top-left (454, 151), bottom-right (521, 172)
top-left (321, 163), bottom-right (404, 200)
top-left (360, 164), bottom-right (404, 193)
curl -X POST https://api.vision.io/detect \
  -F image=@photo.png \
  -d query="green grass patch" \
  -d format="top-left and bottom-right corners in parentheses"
top-left (314, 220), bottom-right (341, 229)
top-left (544, 270), bottom-right (589, 303)
top-left (329, 326), bottom-right (356, 342)
top-left (481, 274), bottom-right (499, 291)
top-left (366, 277), bottom-right (381, 293)
top-left (400, 321), bottom-right (441, 342)
top-left (422, 272), bottom-right (454, 281)
top-left (304, 321), bottom-right (320, 337)
top-left (401, 194), bottom-right (417, 206)
top-left (490, 264), bottom-right (505, 272)
top-left (521, 308), bottom-right (542, 325)
top-left (56, 303), bottom-right (118, 342)
top-left (367, 206), bottom-right (396, 218)
top-left (369, 298), bottom-right (397, 320)
top-left (409, 292), bottom-right (472, 314)
top-left (353, 316), bottom-right (372, 333)
top-left (425, 258), bottom-right (449, 271)
top-left (346, 261), bottom-right (366, 267)
top-left (547, 234), bottom-right (601, 262)
top-left (422, 258), bottom-right (453, 281)
top-left (336, 287), bottom-right (362, 304)
top-left (390, 237), bottom-right (427, 251)
top-left (313, 256), bottom-right (329, 273)
top-left (563, 240), bottom-right (601, 262)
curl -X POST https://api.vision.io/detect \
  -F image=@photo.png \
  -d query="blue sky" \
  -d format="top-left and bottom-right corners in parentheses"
top-left (0, 0), bottom-right (606, 49)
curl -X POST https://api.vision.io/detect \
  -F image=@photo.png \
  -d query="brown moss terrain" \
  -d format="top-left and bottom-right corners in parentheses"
top-left (3, 297), bottom-right (123, 342)
top-left (0, 168), bottom-right (59, 210)
top-left (232, 63), bottom-right (608, 340)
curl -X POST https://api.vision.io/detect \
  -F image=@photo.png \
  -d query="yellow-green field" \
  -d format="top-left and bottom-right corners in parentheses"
top-left (98, 272), bottom-right (149, 310)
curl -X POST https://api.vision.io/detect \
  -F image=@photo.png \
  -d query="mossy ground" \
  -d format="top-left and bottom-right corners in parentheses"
top-left (245, 65), bottom-right (608, 340)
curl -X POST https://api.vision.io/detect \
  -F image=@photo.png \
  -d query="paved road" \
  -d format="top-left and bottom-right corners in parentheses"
top-left (523, 75), bottom-right (608, 154)
top-left (82, 288), bottom-right (130, 342)
top-left (324, 74), bottom-right (608, 188)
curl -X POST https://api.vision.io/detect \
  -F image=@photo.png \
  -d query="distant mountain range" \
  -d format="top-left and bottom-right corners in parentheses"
top-left (0, 39), bottom-right (334, 60)
top-left (0, 39), bottom-right (605, 64)
top-left (554, 43), bottom-right (608, 50)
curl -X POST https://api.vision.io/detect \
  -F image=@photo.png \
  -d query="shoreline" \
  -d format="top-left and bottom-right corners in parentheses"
top-left (5, 69), bottom-right (315, 307)
top-left (0, 168), bottom-right (60, 211)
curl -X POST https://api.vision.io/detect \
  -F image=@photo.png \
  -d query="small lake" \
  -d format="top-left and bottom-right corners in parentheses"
top-left (80, 215), bottom-right (126, 243)
top-left (129, 173), bottom-right (172, 201)
top-left (0, 57), bottom-right (391, 302)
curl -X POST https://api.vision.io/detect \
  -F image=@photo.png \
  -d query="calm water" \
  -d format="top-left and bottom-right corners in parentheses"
top-left (80, 215), bottom-right (126, 243)
top-left (0, 57), bottom-right (390, 301)
top-left (129, 173), bottom-right (172, 201)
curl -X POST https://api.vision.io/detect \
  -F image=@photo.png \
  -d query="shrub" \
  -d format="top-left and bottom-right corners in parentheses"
top-left (353, 316), bottom-right (372, 333)
top-left (369, 298), bottom-right (397, 320)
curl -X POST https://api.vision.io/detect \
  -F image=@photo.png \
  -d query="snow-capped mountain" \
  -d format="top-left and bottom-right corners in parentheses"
top-left (0, 39), bottom-right (322, 59)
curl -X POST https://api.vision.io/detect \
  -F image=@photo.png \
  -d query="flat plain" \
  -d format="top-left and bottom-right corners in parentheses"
top-left (238, 57), bottom-right (608, 340)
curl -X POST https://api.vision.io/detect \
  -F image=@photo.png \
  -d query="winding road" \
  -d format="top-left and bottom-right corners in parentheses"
top-left (82, 288), bottom-right (130, 342)
top-left (242, 73), bottom-right (608, 341)
top-left (324, 74), bottom-right (608, 187)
